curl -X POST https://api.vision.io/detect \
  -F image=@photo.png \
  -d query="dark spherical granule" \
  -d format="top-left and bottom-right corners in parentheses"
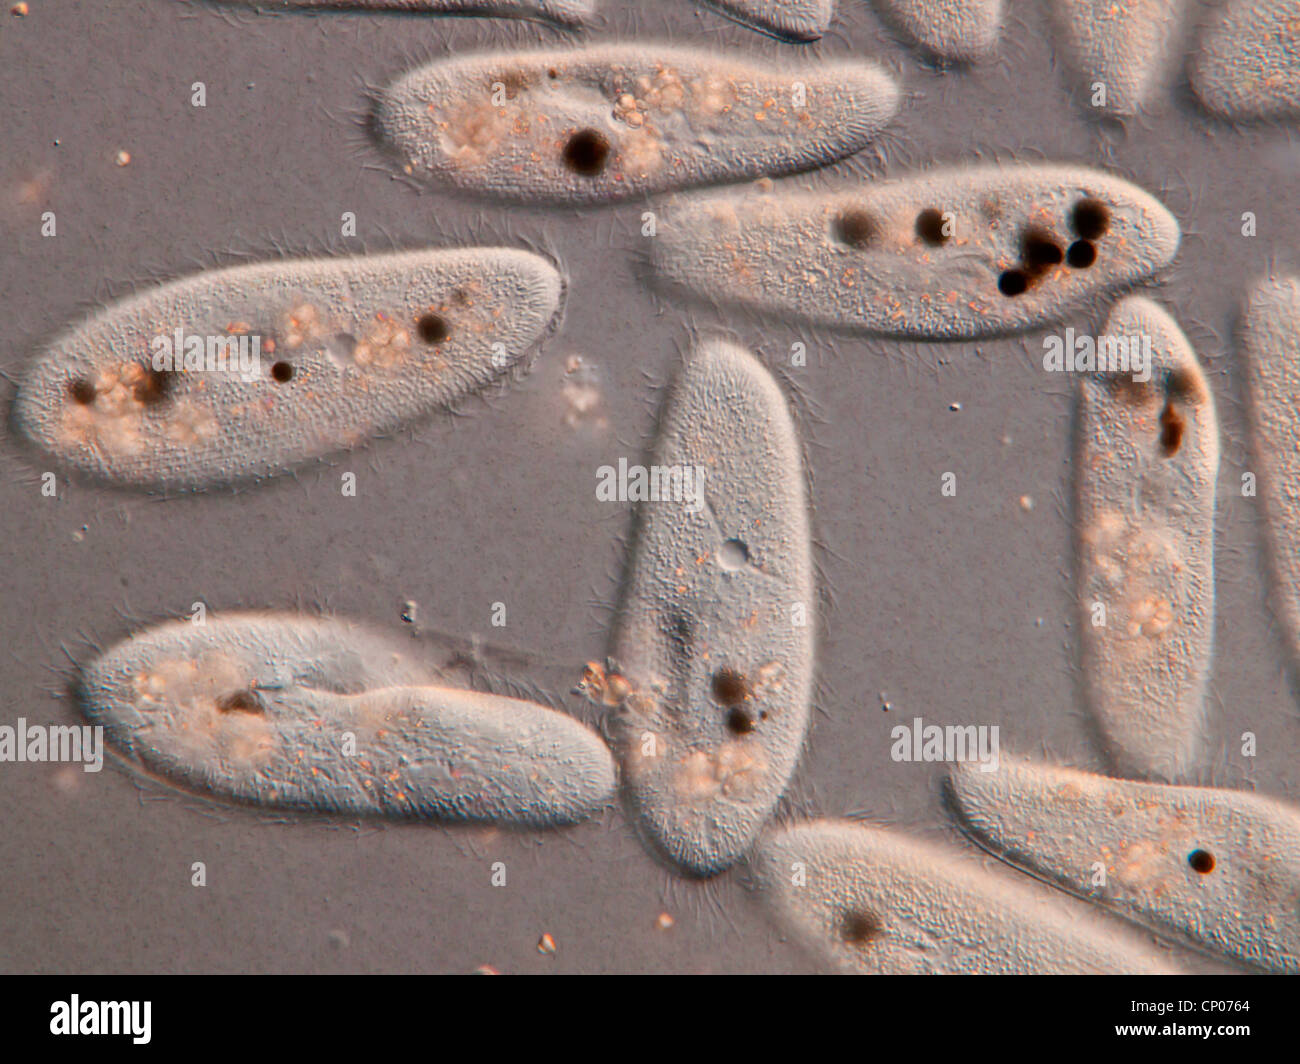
top-left (562, 129), bottom-right (610, 176)
top-left (417, 313), bottom-right (450, 344)
top-left (270, 361), bottom-right (294, 383)
top-left (915, 207), bottom-right (949, 246)
top-left (67, 377), bottom-right (97, 405)
top-left (840, 910), bottom-right (884, 945)
top-left (835, 208), bottom-right (878, 248)
top-left (1071, 198), bottom-right (1111, 241)
top-left (998, 269), bottom-right (1030, 296)
top-left (1022, 227), bottom-right (1065, 273)
top-left (1066, 239), bottom-right (1098, 268)
top-left (1188, 849), bottom-right (1215, 874)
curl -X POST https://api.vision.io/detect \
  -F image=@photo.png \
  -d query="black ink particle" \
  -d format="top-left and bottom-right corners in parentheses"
top-left (840, 910), bottom-right (884, 945)
top-left (1072, 198), bottom-right (1111, 241)
top-left (67, 377), bottom-right (96, 405)
top-left (133, 366), bottom-right (175, 406)
top-left (1188, 849), bottom-right (1215, 874)
top-left (417, 313), bottom-right (450, 344)
top-left (835, 208), bottom-right (878, 249)
top-left (998, 269), bottom-right (1030, 297)
top-left (1022, 227), bottom-right (1065, 274)
top-left (216, 690), bottom-right (263, 715)
top-left (726, 706), bottom-right (756, 735)
top-left (711, 667), bottom-right (751, 707)
top-left (1067, 240), bottom-right (1098, 268)
top-left (562, 129), bottom-right (610, 177)
top-left (270, 361), bottom-right (294, 383)
top-left (916, 208), bottom-right (949, 246)
top-left (1159, 401), bottom-right (1185, 457)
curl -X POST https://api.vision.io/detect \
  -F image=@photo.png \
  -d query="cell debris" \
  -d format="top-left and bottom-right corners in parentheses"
top-left (1075, 296), bottom-right (1219, 782)
top-left (750, 821), bottom-right (1177, 974)
top-left (216, 0), bottom-right (594, 22)
top-left (12, 248), bottom-right (562, 490)
top-left (1191, 0), bottom-right (1300, 120)
top-left (1046, 0), bottom-right (1189, 115)
top-left (650, 164), bottom-right (1178, 339)
top-left (1238, 276), bottom-right (1300, 673)
top-left (704, 0), bottom-right (834, 42)
top-left (874, 0), bottom-right (1005, 62)
top-left (372, 44), bottom-right (900, 205)
top-left (609, 339), bottom-right (814, 877)
top-left (77, 613), bottom-right (616, 828)
top-left (949, 758), bottom-right (1300, 974)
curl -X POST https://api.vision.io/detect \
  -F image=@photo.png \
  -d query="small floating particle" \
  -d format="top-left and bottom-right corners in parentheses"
top-left (114, 150), bottom-right (131, 167)
top-left (1018, 494), bottom-right (1033, 512)
top-left (11, 2), bottom-right (28, 14)
top-left (654, 912), bottom-right (675, 931)
top-left (537, 932), bottom-right (557, 954)
top-left (473, 964), bottom-right (501, 975)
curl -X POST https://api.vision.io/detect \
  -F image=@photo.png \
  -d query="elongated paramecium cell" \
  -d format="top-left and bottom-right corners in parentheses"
top-left (1238, 276), bottom-right (1300, 669)
top-left (950, 758), bottom-right (1300, 973)
top-left (874, 0), bottom-right (1005, 62)
top-left (1075, 297), bottom-right (1219, 782)
top-left (1191, 0), bottom-right (1300, 120)
top-left (13, 248), bottom-right (561, 490)
top-left (610, 340), bottom-right (813, 877)
top-left (705, 0), bottom-right (834, 42)
top-left (751, 821), bottom-right (1176, 974)
top-left (651, 165), bottom-right (1178, 339)
top-left (1047, 0), bottom-right (1188, 114)
top-left (79, 614), bottom-right (617, 827)
top-left (222, 0), bottom-right (594, 21)
top-left (373, 45), bottom-right (900, 204)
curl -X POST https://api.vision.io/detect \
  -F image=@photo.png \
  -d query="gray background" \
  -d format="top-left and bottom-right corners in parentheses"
top-left (0, 0), bottom-right (1296, 973)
